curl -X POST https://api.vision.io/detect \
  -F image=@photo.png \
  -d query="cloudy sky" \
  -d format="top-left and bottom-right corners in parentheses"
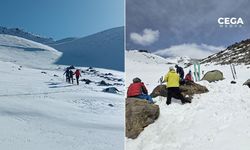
top-left (126, 0), bottom-right (250, 58)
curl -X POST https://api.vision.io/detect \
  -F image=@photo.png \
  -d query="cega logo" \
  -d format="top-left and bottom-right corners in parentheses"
top-left (218, 17), bottom-right (244, 28)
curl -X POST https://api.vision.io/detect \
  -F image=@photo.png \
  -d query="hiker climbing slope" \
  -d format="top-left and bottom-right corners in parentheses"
top-left (63, 69), bottom-right (70, 83)
top-left (69, 70), bottom-right (74, 84)
top-left (74, 69), bottom-right (81, 85)
top-left (163, 67), bottom-right (191, 105)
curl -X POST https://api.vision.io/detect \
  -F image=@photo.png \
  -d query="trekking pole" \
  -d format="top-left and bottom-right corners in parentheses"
top-left (232, 64), bottom-right (237, 79)
top-left (230, 64), bottom-right (235, 80)
top-left (158, 76), bottom-right (163, 102)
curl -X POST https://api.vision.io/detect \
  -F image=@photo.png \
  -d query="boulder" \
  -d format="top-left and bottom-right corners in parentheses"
top-left (150, 81), bottom-right (208, 99)
top-left (102, 87), bottom-right (119, 93)
top-left (126, 98), bottom-right (159, 139)
top-left (81, 79), bottom-right (92, 84)
top-left (99, 80), bottom-right (111, 86)
top-left (243, 79), bottom-right (250, 88)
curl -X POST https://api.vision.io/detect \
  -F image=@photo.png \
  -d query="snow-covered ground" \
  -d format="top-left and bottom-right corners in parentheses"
top-left (126, 50), bottom-right (250, 150)
top-left (0, 35), bottom-right (124, 150)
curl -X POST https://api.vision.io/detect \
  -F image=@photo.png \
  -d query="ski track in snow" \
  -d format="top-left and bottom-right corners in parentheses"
top-left (126, 51), bottom-right (250, 150)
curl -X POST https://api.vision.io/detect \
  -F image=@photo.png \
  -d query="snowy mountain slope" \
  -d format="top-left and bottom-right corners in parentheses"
top-left (0, 26), bottom-right (54, 44)
top-left (52, 27), bottom-right (124, 71)
top-left (202, 39), bottom-right (250, 65)
top-left (126, 50), bottom-right (250, 150)
top-left (126, 50), bottom-right (172, 65)
top-left (0, 34), bottom-right (61, 69)
top-left (0, 35), bottom-right (124, 150)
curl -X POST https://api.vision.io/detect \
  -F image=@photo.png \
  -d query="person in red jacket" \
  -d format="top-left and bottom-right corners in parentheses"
top-left (185, 70), bottom-right (193, 81)
top-left (74, 69), bottom-right (81, 85)
top-left (127, 77), bottom-right (154, 104)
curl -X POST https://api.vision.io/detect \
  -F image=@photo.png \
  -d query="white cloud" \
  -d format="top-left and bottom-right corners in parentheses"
top-left (154, 43), bottom-right (225, 59)
top-left (130, 28), bottom-right (159, 46)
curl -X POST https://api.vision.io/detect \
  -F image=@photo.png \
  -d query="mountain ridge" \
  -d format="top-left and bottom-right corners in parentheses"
top-left (201, 39), bottom-right (250, 65)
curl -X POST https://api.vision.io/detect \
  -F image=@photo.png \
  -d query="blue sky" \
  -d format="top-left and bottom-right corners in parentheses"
top-left (0, 0), bottom-right (124, 40)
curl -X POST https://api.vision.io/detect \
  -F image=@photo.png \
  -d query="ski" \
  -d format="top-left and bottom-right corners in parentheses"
top-left (197, 62), bottom-right (201, 81)
top-left (193, 63), bottom-right (197, 82)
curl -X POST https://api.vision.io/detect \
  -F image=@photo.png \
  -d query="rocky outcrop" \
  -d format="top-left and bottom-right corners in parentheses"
top-left (243, 79), bottom-right (250, 88)
top-left (201, 39), bottom-right (250, 65)
top-left (126, 98), bottom-right (160, 139)
top-left (150, 81), bottom-right (208, 99)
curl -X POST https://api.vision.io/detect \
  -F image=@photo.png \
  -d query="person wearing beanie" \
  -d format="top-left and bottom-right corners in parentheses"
top-left (127, 77), bottom-right (154, 104)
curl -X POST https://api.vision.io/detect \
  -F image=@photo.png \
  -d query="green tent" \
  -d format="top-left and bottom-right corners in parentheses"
top-left (201, 70), bottom-right (224, 82)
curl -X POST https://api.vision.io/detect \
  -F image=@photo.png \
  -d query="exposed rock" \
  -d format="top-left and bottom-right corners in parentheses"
top-left (126, 98), bottom-right (160, 139)
top-left (231, 81), bottom-right (237, 84)
top-left (99, 80), bottom-right (111, 86)
top-left (180, 81), bottom-right (209, 96)
top-left (138, 49), bottom-right (149, 53)
top-left (150, 85), bottom-right (168, 98)
top-left (108, 104), bottom-right (114, 107)
top-left (150, 81), bottom-right (209, 99)
top-left (104, 73), bottom-right (113, 76)
top-left (201, 39), bottom-right (250, 65)
top-left (243, 79), bottom-right (250, 88)
top-left (102, 87), bottom-right (119, 93)
top-left (81, 79), bottom-right (92, 84)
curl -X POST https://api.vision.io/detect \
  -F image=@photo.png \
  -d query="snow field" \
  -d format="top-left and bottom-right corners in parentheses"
top-left (126, 50), bottom-right (250, 150)
top-left (0, 35), bottom-right (124, 150)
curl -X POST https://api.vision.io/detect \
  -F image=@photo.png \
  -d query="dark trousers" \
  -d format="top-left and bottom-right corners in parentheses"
top-left (66, 76), bottom-right (70, 83)
top-left (76, 77), bottom-right (79, 85)
top-left (167, 87), bottom-right (186, 105)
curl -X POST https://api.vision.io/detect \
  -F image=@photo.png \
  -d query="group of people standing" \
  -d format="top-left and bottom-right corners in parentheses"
top-left (63, 68), bottom-right (81, 85)
top-left (127, 64), bottom-right (192, 105)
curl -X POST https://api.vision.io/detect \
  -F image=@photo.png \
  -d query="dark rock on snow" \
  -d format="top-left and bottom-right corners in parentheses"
top-left (81, 79), bottom-right (92, 84)
top-left (243, 79), bottom-right (250, 88)
top-left (99, 80), bottom-right (111, 86)
top-left (231, 81), bottom-right (237, 84)
top-left (108, 104), bottom-right (114, 107)
top-left (102, 87), bottom-right (119, 93)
